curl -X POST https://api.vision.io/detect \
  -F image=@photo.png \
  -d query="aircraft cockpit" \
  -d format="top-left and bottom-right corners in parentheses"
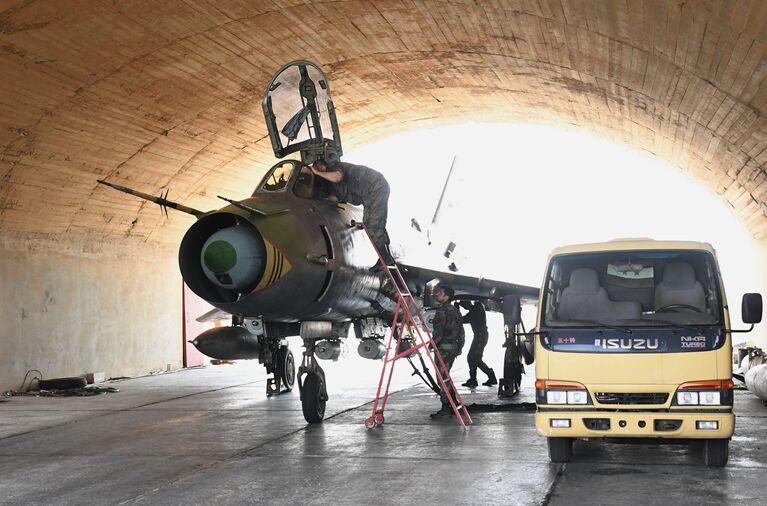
top-left (254, 160), bottom-right (332, 200)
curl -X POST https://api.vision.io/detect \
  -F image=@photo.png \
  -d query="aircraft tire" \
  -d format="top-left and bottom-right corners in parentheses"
top-left (301, 373), bottom-right (326, 423)
top-left (703, 439), bottom-right (729, 467)
top-left (548, 437), bottom-right (573, 463)
top-left (275, 346), bottom-right (295, 391)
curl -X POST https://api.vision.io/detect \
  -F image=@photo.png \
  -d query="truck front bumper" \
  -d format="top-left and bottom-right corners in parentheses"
top-left (535, 410), bottom-right (734, 439)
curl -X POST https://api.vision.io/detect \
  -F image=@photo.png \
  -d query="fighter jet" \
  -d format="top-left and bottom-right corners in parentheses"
top-left (98, 61), bottom-right (539, 423)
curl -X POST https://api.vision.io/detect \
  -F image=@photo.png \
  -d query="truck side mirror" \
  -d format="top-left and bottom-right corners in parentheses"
top-left (503, 295), bottom-right (521, 326)
top-left (742, 293), bottom-right (763, 324)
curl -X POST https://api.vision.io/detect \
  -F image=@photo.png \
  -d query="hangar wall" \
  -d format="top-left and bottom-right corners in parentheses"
top-left (0, 233), bottom-right (182, 391)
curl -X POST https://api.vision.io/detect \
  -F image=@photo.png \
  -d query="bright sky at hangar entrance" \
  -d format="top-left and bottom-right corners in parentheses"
top-left (345, 123), bottom-right (765, 342)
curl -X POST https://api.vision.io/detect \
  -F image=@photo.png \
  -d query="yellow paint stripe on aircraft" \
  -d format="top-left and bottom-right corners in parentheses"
top-left (253, 239), bottom-right (293, 292)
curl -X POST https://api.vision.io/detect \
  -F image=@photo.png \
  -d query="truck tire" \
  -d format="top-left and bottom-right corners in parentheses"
top-left (38, 376), bottom-right (87, 390)
top-left (548, 437), bottom-right (573, 463)
top-left (703, 439), bottom-right (729, 467)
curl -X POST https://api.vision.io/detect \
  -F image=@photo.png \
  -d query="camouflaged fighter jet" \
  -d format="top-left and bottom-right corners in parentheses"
top-left (98, 61), bottom-right (539, 423)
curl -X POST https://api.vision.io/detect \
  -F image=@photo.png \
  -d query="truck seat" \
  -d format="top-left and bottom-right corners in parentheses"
top-left (654, 262), bottom-right (706, 312)
top-left (558, 268), bottom-right (641, 321)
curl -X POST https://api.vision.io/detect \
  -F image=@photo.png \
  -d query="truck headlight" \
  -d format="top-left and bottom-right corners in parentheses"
top-left (546, 391), bottom-right (567, 404)
top-left (676, 391), bottom-right (699, 405)
top-left (536, 380), bottom-right (592, 405)
top-left (567, 390), bottom-right (588, 405)
top-left (672, 380), bottom-right (733, 406)
top-left (699, 391), bottom-right (721, 405)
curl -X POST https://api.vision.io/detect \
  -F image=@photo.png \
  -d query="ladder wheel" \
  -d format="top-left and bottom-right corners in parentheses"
top-left (365, 416), bottom-right (376, 429)
top-left (374, 412), bottom-right (385, 425)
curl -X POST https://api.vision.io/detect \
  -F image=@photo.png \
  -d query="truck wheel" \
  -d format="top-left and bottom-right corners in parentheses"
top-left (548, 437), bottom-right (573, 463)
top-left (703, 439), bottom-right (729, 467)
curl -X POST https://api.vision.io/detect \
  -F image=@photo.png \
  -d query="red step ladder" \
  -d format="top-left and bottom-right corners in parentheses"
top-left (360, 225), bottom-right (472, 430)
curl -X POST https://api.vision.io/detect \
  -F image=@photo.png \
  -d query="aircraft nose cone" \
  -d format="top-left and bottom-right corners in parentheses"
top-left (200, 226), bottom-right (266, 291)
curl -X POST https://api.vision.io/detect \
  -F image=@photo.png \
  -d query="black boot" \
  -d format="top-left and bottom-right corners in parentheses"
top-left (429, 403), bottom-right (453, 419)
top-left (370, 245), bottom-right (396, 272)
top-left (483, 369), bottom-right (497, 386)
top-left (462, 377), bottom-right (478, 388)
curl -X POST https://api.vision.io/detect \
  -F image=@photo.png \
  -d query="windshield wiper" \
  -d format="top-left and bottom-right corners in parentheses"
top-left (556, 319), bottom-right (632, 334)
top-left (623, 318), bottom-right (705, 334)
top-left (642, 318), bottom-right (705, 334)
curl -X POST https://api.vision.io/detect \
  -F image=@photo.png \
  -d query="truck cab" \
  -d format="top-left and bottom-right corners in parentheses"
top-left (533, 239), bottom-right (762, 466)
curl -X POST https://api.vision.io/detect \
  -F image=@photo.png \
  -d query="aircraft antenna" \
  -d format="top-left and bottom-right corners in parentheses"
top-left (431, 154), bottom-right (457, 227)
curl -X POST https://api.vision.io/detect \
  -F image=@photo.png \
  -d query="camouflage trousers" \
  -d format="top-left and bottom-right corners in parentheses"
top-left (467, 330), bottom-right (492, 379)
top-left (362, 179), bottom-right (390, 250)
top-left (434, 351), bottom-right (457, 407)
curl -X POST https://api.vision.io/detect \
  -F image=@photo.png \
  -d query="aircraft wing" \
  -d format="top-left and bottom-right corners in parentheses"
top-left (195, 307), bottom-right (232, 323)
top-left (398, 263), bottom-right (540, 305)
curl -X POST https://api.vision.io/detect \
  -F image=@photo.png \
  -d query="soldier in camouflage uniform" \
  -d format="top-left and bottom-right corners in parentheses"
top-left (311, 159), bottom-right (394, 267)
top-left (459, 300), bottom-right (497, 388)
top-left (430, 285), bottom-right (466, 419)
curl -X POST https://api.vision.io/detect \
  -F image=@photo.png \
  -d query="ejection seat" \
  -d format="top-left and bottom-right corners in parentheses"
top-left (557, 268), bottom-right (642, 321)
top-left (654, 262), bottom-right (706, 313)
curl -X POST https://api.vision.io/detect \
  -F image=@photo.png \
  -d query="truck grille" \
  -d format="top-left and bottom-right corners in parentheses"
top-left (595, 392), bottom-right (668, 405)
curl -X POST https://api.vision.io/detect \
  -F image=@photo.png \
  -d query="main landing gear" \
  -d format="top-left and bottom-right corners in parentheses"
top-left (499, 324), bottom-right (524, 398)
top-left (297, 339), bottom-right (328, 423)
top-left (266, 344), bottom-right (296, 395)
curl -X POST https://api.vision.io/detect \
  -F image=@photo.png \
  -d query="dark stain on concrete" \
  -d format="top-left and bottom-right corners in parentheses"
top-left (591, 467), bottom-right (646, 476)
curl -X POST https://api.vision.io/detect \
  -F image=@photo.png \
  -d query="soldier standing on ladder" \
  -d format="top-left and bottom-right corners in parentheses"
top-left (311, 158), bottom-right (395, 269)
top-left (429, 285), bottom-right (465, 419)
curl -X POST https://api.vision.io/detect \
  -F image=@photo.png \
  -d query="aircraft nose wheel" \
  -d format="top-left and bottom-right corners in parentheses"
top-left (301, 373), bottom-right (326, 423)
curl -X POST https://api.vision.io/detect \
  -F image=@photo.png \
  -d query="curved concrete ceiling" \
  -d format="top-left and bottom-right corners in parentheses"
top-left (2, 0), bottom-right (767, 246)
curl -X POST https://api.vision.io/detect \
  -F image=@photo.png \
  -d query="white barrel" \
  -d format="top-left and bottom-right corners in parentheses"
top-left (315, 340), bottom-right (341, 361)
top-left (358, 339), bottom-right (385, 360)
top-left (745, 363), bottom-right (767, 401)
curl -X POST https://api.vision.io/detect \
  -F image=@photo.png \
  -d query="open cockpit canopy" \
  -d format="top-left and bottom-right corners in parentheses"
top-left (262, 61), bottom-right (343, 163)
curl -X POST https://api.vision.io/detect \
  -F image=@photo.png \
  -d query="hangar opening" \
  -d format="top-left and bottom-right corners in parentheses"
top-left (2, 1), bottom-right (767, 502)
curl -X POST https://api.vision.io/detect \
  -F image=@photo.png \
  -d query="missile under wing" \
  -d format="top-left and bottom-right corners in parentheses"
top-left (98, 61), bottom-right (539, 423)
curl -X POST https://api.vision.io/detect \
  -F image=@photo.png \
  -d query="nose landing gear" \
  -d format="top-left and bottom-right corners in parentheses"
top-left (297, 339), bottom-right (328, 423)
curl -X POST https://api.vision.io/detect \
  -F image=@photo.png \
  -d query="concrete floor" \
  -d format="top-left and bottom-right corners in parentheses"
top-left (1, 360), bottom-right (766, 505)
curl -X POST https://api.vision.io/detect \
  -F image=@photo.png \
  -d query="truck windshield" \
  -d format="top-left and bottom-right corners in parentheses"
top-left (542, 250), bottom-right (722, 328)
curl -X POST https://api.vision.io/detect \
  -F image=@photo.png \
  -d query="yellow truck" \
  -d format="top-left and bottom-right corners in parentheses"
top-left (528, 239), bottom-right (762, 466)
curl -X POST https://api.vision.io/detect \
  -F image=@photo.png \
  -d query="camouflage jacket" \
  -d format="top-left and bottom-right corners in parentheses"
top-left (432, 302), bottom-right (465, 356)
top-left (462, 302), bottom-right (488, 336)
top-left (332, 161), bottom-right (387, 206)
